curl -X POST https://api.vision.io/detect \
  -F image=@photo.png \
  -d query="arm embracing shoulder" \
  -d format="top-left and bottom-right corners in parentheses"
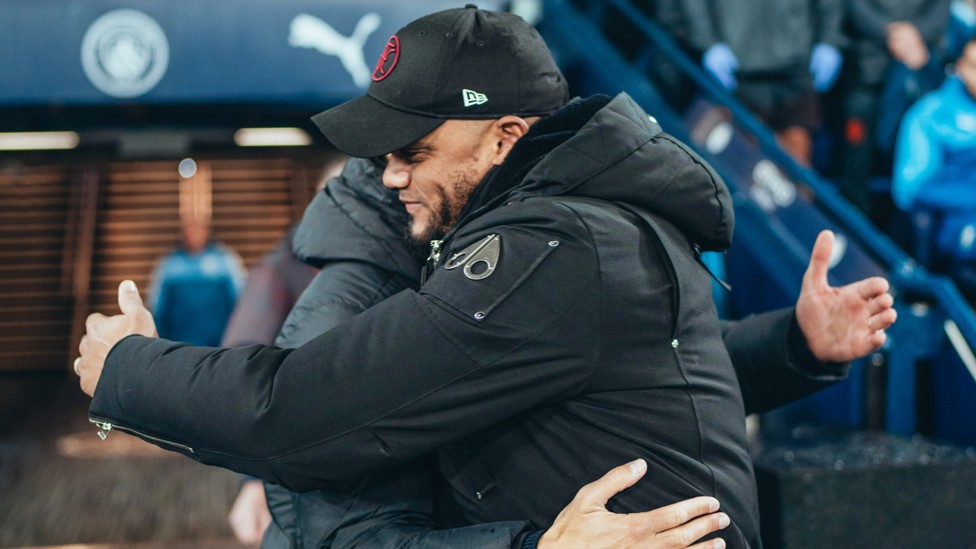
top-left (90, 217), bottom-right (599, 492)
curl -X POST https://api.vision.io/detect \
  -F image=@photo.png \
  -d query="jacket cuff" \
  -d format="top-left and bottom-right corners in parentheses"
top-left (519, 530), bottom-right (546, 549)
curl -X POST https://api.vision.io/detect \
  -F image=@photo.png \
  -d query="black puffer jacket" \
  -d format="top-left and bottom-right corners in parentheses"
top-left (90, 94), bottom-right (849, 548)
top-left (263, 159), bottom-right (532, 548)
top-left (279, 157), bottom-right (421, 347)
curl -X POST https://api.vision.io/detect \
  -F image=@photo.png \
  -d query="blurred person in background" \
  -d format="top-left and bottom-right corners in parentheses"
top-left (677, 0), bottom-right (846, 166)
top-left (148, 217), bottom-right (246, 346)
top-left (839, 0), bottom-right (952, 215)
top-left (892, 36), bottom-right (976, 297)
top-left (948, 0), bottom-right (976, 60)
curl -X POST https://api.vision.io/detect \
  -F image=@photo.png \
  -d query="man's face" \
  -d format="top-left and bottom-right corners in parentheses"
top-left (959, 42), bottom-right (976, 100)
top-left (181, 220), bottom-right (210, 253)
top-left (383, 119), bottom-right (498, 244)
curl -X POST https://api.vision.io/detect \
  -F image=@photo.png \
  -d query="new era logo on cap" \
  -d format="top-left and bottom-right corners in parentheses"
top-left (462, 89), bottom-right (488, 107)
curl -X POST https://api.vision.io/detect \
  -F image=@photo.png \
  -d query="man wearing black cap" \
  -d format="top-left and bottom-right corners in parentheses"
top-left (76, 6), bottom-right (896, 548)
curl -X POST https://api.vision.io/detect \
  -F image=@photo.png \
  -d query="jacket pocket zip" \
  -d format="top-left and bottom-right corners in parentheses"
top-left (89, 417), bottom-right (195, 454)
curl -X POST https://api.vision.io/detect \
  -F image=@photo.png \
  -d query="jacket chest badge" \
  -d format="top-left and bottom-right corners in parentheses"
top-left (445, 233), bottom-right (500, 280)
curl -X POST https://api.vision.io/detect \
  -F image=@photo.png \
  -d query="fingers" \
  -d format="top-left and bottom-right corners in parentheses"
top-left (626, 497), bottom-right (728, 548)
top-left (79, 334), bottom-right (90, 357)
top-left (85, 312), bottom-right (107, 335)
top-left (664, 512), bottom-right (729, 548)
top-left (576, 459), bottom-right (648, 507)
top-left (76, 334), bottom-right (96, 395)
top-left (870, 307), bottom-right (898, 332)
top-left (688, 537), bottom-right (727, 549)
top-left (863, 283), bottom-right (896, 331)
top-left (803, 230), bottom-right (834, 291)
top-left (852, 276), bottom-right (890, 300)
top-left (867, 291), bottom-right (894, 315)
top-left (629, 495), bottom-right (721, 536)
top-left (855, 281), bottom-right (896, 334)
top-left (117, 280), bottom-right (147, 316)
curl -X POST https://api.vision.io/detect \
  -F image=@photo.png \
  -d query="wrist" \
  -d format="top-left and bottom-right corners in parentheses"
top-left (789, 311), bottom-right (846, 376)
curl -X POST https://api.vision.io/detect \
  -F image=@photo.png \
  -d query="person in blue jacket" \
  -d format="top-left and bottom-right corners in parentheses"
top-left (892, 36), bottom-right (976, 272)
top-left (148, 218), bottom-right (246, 346)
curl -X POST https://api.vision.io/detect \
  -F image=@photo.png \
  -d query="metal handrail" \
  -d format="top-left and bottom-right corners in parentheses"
top-left (544, 0), bottom-right (976, 363)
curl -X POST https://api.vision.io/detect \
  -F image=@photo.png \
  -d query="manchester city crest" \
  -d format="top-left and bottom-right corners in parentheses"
top-left (81, 9), bottom-right (170, 98)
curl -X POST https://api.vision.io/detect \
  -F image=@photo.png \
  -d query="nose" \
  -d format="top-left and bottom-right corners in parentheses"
top-left (382, 155), bottom-right (410, 190)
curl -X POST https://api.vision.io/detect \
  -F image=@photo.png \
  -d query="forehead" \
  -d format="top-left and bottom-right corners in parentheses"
top-left (403, 119), bottom-right (488, 151)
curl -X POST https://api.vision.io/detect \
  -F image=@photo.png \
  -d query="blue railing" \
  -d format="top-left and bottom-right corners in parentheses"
top-left (541, 0), bottom-right (976, 445)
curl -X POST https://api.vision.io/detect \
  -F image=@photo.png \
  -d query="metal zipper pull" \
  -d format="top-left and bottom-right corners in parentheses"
top-left (693, 243), bottom-right (732, 292)
top-left (92, 420), bottom-right (113, 441)
top-left (421, 239), bottom-right (444, 283)
top-left (89, 417), bottom-right (195, 453)
top-left (428, 239), bottom-right (443, 264)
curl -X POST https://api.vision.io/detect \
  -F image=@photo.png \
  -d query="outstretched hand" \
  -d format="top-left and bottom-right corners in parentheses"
top-left (75, 280), bottom-right (157, 396)
top-left (796, 230), bottom-right (897, 363)
top-left (539, 459), bottom-right (729, 549)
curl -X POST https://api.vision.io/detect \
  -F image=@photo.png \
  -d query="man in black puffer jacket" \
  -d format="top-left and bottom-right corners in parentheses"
top-left (255, 156), bottom-right (886, 549)
top-left (77, 7), bottom-right (896, 549)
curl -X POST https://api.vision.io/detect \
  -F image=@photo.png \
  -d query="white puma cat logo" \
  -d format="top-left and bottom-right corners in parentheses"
top-left (289, 13), bottom-right (381, 88)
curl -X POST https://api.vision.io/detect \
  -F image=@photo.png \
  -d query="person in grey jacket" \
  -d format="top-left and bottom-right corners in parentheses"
top-left (75, 7), bottom-right (896, 548)
top-left (677, 0), bottom-right (846, 165)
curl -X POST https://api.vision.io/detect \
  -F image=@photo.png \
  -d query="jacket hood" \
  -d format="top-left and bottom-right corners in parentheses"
top-left (465, 93), bottom-right (734, 251)
top-left (292, 157), bottom-right (424, 280)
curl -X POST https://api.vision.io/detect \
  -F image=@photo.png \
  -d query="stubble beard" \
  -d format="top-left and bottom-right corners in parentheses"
top-left (406, 170), bottom-right (479, 246)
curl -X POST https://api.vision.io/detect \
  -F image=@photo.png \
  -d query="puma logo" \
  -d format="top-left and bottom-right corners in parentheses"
top-left (289, 13), bottom-right (381, 88)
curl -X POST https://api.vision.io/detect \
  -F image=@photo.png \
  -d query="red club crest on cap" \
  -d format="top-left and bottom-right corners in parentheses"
top-left (372, 36), bottom-right (400, 82)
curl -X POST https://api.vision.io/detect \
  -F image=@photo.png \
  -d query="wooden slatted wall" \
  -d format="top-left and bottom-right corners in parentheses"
top-left (89, 160), bottom-right (181, 313)
top-left (1, 155), bottom-right (324, 373)
top-left (211, 158), bottom-right (304, 267)
top-left (89, 157), bottom-right (321, 315)
top-left (0, 165), bottom-right (74, 371)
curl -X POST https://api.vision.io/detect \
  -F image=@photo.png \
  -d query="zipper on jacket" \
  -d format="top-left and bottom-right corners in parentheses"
top-left (89, 417), bottom-right (195, 454)
top-left (421, 239), bottom-right (444, 283)
top-left (693, 244), bottom-right (732, 292)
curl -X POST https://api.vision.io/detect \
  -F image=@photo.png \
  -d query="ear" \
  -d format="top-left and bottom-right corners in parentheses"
top-left (490, 115), bottom-right (530, 165)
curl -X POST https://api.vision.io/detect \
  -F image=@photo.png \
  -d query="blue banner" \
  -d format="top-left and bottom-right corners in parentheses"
top-left (0, 0), bottom-right (503, 106)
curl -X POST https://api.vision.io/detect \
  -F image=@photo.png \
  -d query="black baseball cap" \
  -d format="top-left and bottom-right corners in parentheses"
top-left (311, 4), bottom-right (569, 158)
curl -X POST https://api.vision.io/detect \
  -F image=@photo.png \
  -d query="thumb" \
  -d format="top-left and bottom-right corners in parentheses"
top-left (803, 230), bottom-right (834, 291)
top-left (579, 459), bottom-right (648, 507)
top-left (117, 280), bottom-right (146, 315)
